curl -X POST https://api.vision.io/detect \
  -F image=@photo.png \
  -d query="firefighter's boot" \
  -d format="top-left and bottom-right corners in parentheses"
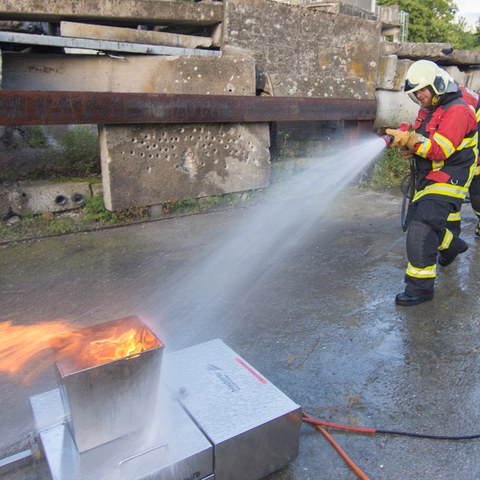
top-left (395, 291), bottom-right (434, 307)
top-left (438, 237), bottom-right (468, 267)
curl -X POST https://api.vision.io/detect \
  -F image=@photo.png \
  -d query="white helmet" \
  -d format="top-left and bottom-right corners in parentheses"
top-left (404, 60), bottom-right (455, 104)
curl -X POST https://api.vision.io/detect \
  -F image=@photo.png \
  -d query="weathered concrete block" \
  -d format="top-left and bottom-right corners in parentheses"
top-left (381, 42), bottom-right (480, 66)
top-left (2, 54), bottom-right (256, 96)
top-left (374, 90), bottom-right (418, 130)
top-left (99, 123), bottom-right (271, 211)
top-left (466, 69), bottom-right (480, 92)
top-left (0, 0), bottom-right (223, 26)
top-left (376, 55), bottom-right (412, 91)
top-left (9, 181), bottom-right (91, 215)
top-left (444, 66), bottom-right (468, 88)
top-left (223, 0), bottom-right (381, 99)
top-left (60, 21), bottom-right (213, 49)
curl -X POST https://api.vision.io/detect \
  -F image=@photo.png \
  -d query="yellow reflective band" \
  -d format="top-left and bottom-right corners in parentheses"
top-left (416, 138), bottom-right (431, 158)
top-left (459, 133), bottom-right (478, 150)
top-left (413, 183), bottom-right (469, 201)
top-left (431, 159), bottom-right (444, 171)
top-left (406, 262), bottom-right (436, 279)
top-left (475, 165), bottom-right (480, 176)
top-left (466, 159), bottom-right (477, 189)
top-left (433, 132), bottom-right (454, 157)
top-left (447, 211), bottom-right (461, 222)
top-left (438, 228), bottom-right (453, 251)
top-left (476, 109), bottom-right (480, 122)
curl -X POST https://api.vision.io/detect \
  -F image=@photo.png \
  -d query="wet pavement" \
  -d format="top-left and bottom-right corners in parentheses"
top-left (1, 188), bottom-right (480, 480)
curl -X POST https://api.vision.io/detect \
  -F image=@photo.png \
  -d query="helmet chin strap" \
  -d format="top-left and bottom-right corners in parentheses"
top-left (431, 95), bottom-right (440, 106)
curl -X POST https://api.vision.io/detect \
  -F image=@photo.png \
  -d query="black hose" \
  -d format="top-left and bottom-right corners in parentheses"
top-left (376, 429), bottom-right (480, 441)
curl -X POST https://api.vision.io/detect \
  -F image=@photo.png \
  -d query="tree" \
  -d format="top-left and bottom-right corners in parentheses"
top-left (377, 0), bottom-right (479, 49)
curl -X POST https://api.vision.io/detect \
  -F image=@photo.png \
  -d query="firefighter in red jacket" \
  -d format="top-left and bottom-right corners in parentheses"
top-left (386, 60), bottom-right (478, 306)
top-left (445, 81), bottom-right (480, 236)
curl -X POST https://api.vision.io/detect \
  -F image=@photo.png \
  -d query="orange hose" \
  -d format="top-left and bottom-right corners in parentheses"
top-left (303, 411), bottom-right (370, 480)
top-left (303, 416), bottom-right (376, 435)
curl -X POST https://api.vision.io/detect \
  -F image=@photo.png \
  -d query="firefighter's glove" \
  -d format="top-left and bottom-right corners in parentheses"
top-left (386, 129), bottom-right (426, 151)
top-left (405, 133), bottom-right (426, 152)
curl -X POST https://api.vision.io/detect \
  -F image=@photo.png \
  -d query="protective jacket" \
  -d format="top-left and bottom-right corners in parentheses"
top-left (460, 86), bottom-right (480, 168)
top-left (412, 90), bottom-right (478, 209)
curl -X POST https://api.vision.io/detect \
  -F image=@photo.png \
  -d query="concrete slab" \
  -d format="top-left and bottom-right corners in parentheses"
top-left (60, 21), bottom-right (213, 49)
top-left (7, 181), bottom-right (91, 216)
top-left (2, 53), bottom-right (255, 94)
top-left (99, 122), bottom-right (271, 210)
top-left (0, 0), bottom-right (223, 26)
top-left (1, 185), bottom-right (480, 480)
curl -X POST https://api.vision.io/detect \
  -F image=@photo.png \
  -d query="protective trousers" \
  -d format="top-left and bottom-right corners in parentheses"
top-left (471, 174), bottom-right (480, 234)
top-left (447, 173), bottom-right (480, 236)
top-left (405, 199), bottom-right (462, 296)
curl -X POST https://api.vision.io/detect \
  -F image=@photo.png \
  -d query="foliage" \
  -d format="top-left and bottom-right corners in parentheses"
top-left (362, 148), bottom-right (410, 190)
top-left (25, 126), bottom-right (49, 148)
top-left (27, 126), bottom-right (101, 180)
top-left (60, 126), bottom-right (101, 176)
top-left (377, 0), bottom-right (480, 49)
top-left (80, 194), bottom-right (120, 225)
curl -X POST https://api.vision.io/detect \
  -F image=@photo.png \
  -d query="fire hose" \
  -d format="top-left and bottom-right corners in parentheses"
top-left (382, 123), bottom-right (415, 232)
top-left (302, 410), bottom-right (480, 480)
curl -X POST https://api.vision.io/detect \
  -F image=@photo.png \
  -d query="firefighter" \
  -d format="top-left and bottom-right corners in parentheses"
top-left (445, 79), bottom-right (480, 236)
top-left (386, 60), bottom-right (478, 306)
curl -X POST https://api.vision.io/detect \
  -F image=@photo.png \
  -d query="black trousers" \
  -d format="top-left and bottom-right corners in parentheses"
top-left (447, 174), bottom-right (480, 235)
top-left (404, 198), bottom-right (464, 296)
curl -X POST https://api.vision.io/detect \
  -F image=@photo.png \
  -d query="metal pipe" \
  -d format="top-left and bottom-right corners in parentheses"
top-left (0, 90), bottom-right (377, 126)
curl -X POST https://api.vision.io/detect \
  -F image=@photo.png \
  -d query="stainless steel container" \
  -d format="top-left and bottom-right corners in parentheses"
top-left (165, 339), bottom-right (302, 480)
top-left (55, 315), bottom-right (164, 453)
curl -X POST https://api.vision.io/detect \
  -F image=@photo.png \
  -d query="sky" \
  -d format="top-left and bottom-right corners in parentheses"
top-left (455, 0), bottom-right (480, 29)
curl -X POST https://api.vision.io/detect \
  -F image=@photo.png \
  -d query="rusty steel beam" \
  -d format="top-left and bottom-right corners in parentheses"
top-left (0, 90), bottom-right (376, 126)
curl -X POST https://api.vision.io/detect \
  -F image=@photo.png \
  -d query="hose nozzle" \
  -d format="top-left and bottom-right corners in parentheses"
top-left (383, 134), bottom-right (394, 146)
top-left (382, 123), bottom-right (412, 147)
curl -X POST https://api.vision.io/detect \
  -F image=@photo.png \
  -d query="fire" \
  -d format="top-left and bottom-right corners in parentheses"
top-left (0, 316), bottom-right (162, 383)
top-left (0, 319), bottom-right (75, 383)
top-left (60, 322), bottom-right (161, 373)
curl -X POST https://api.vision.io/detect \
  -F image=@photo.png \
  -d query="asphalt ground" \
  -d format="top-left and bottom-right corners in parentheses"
top-left (1, 188), bottom-right (480, 480)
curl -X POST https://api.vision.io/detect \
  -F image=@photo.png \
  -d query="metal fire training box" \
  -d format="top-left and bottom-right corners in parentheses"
top-left (54, 315), bottom-right (164, 453)
top-left (164, 339), bottom-right (302, 480)
top-left (31, 329), bottom-right (301, 480)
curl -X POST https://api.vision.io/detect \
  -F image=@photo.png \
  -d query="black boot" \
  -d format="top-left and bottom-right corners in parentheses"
top-left (395, 291), bottom-right (434, 306)
top-left (438, 237), bottom-right (468, 267)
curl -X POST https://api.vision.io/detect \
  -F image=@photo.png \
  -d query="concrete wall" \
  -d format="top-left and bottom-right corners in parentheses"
top-left (1, 52), bottom-right (271, 212)
top-left (223, 0), bottom-right (381, 99)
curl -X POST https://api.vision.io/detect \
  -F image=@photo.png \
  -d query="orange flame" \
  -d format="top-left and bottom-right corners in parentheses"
top-left (0, 317), bottom-right (162, 383)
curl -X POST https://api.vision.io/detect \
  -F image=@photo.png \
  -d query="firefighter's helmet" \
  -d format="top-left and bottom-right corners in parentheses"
top-left (404, 60), bottom-right (453, 104)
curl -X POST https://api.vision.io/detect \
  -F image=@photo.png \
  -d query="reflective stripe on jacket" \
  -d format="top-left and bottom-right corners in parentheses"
top-left (412, 91), bottom-right (478, 207)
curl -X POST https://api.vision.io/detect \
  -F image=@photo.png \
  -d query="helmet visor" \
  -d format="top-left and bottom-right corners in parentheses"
top-left (404, 78), bottom-right (421, 94)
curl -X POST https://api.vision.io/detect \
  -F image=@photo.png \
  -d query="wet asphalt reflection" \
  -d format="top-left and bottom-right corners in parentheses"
top-left (1, 189), bottom-right (480, 480)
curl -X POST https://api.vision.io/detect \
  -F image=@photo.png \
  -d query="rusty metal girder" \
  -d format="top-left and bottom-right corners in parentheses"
top-left (0, 90), bottom-right (376, 126)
